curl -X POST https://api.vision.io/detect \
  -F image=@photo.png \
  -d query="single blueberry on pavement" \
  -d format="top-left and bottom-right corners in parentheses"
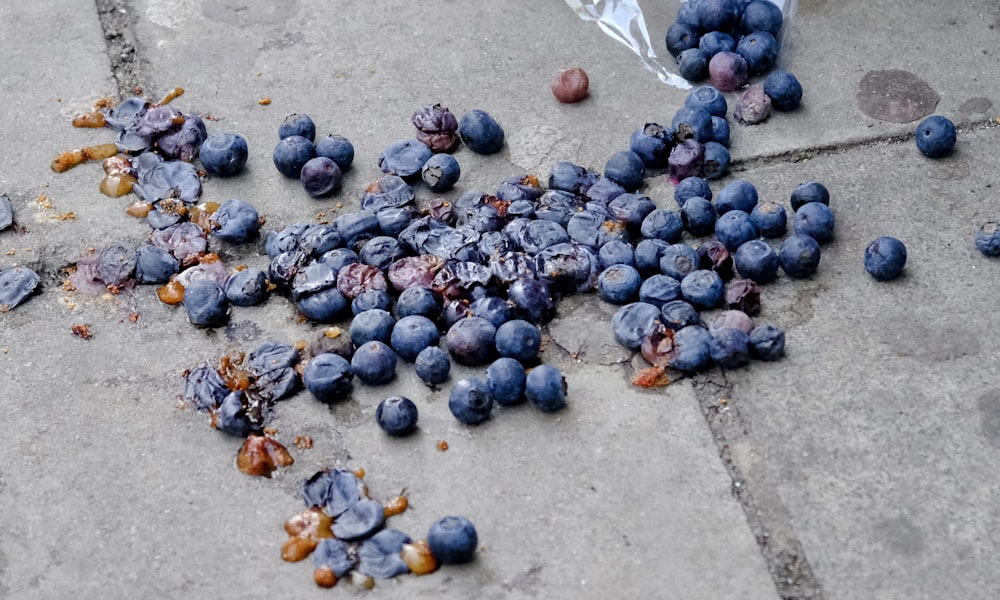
top-left (525, 364), bottom-right (567, 412)
top-left (375, 396), bottom-right (418, 436)
top-left (458, 109), bottom-right (505, 155)
top-left (749, 323), bottom-right (786, 360)
top-left (304, 353), bottom-right (354, 403)
top-left (709, 327), bottom-right (752, 369)
top-left (448, 378), bottom-right (493, 425)
top-left (915, 115), bottom-right (957, 158)
top-left (763, 69), bottom-right (803, 111)
top-left (864, 236), bottom-right (907, 281)
top-left (778, 234), bottom-right (821, 278)
top-left (415, 346), bottom-right (451, 386)
top-left (975, 222), bottom-right (1000, 257)
top-left (199, 133), bottom-right (248, 177)
top-left (427, 516), bottom-right (478, 564)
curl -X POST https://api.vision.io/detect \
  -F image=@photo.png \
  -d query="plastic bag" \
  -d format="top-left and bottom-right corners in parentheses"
top-left (565, 0), bottom-right (796, 90)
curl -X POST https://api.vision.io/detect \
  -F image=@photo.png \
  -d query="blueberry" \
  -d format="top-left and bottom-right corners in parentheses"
top-left (670, 325), bottom-right (713, 372)
top-left (640, 209), bottom-right (684, 243)
top-left (734, 239), bottom-right (779, 284)
top-left (183, 279), bottom-right (228, 327)
top-left (265, 223), bottom-right (309, 258)
top-left (458, 109), bottom-right (505, 154)
top-left (495, 319), bottom-right (542, 364)
top-left (448, 378), bottom-right (493, 425)
top-left (710, 116), bottom-right (731, 146)
top-left (297, 287), bottom-right (349, 323)
top-left (379, 139), bottom-right (432, 179)
top-left (793, 202), bottom-right (835, 244)
top-left (715, 210), bottom-right (760, 251)
top-left (634, 238), bottom-right (672, 277)
top-left (665, 23), bottom-right (701, 58)
top-left (604, 150), bottom-right (646, 192)
top-left (300, 157), bottom-right (344, 198)
top-left (716, 179), bottom-right (759, 215)
top-left (446, 316), bottom-right (496, 366)
top-left (548, 161), bottom-right (600, 195)
top-left (183, 365), bottom-right (228, 411)
top-left (790, 181), bottom-right (830, 212)
top-left (427, 516), bottom-right (478, 564)
top-left (304, 468), bottom-right (367, 516)
top-left (390, 315), bottom-right (440, 362)
top-left (469, 296), bottom-right (514, 328)
top-left (659, 243), bottom-right (701, 280)
top-left (763, 69), bottom-right (803, 111)
top-left (701, 141), bottom-right (730, 180)
top-left (639, 274), bottom-right (682, 307)
top-left (290, 262), bottom-right (337, 302)
top-left (487, 357), bottom-right (527, 407)
top-left (668, 139), bottom-right (705, 182)
top-left (681, 197), bottom-right (717, 237)
top-left (596, 264), bottom-right (641, 305)
top-left (749, 323), bottom-right (786, 360)
top-left (708, 51), bottom-right (748, 92)
top-left (414, 346), bottom-right (450, 386)
top-left (660, 299), bottom-right (702, 330)
top-left (680, 269), bottom-right (725, 309)
top-left (357, 529), bottom-right (412, 580)
top-left (698, 238), bottom-right (734, 282)
top-left (734, 86), bottom-right (772, 125)
top-left (685, 86), bottom-right (728, 119)
top-left (359, 236), bottom-right (405, 272)
top-left (699, 31), bottom-right (736, 57)
top-left (332, 498), bottom-right (385, 541)
top-left (672, 106), bottom-right (713, 143)
top-left (351, 341), bottom-right (397, 385)
top-left (225, 267), bottom-right (268, 306)
top-left (315, 134), bottom-right (355, 171)
top-left (134, 244), bottom-right (179, 284)
top-left (630, 123), bottom-right (673, 168)
top-left (599, 240), bottom-right (636, 269)
top-left (96, 244), bottom-right (136, 288)
top-left (279, 113), bottom-right (316, 141)
top-left (421, 153), bottom-right (461, 192)
top-left (210, 198), bottom-right (260, 244)
top-left (213, 391), bottom-right (261, 437)
top-left (317, 247), bottom-right (359, 275)
top-left (696, 0), bottom-right (740, 31)
top-left (566, 210), bottom-right (625, 249)
top-left (915, 115), bottom-right (957, 158)
top-left (412, 103), bottom-right (460, 152)
top-left (778, 234), bottom-right (821, 278)
top-left (584, 176), bottom-right (627, 204)
top-left (336, 262), bottom-right (388, 300)
top-left (609, 193), bottom-right (657, 233)
top-left (304, 353), bottom-right (354, 403)
top-left (376, 207), bottom-right (419, 239)
top-left (750, 201), bottom-right (787, 238)
top-left (350, 309), bottom-right (395, 346)
top-left (736, 31), bottom-right (779, 75)
top-left (611, 301), bottom-right (662, 349)
top-left (678, 48), bottom-right (710, 82)
top-left (272, 135), bottom-right (316, 178)
top-left (741, 0), bottom-right (784, 35)
top-left (525, 364), bottom-right (567, 412)
top-left (157, 114), bottom-right (207, 162)
top-left (375, 396), bottom-right (418, 436)
top-left (975, 222), bottom-right (1000, 257)
top-left (361, 175), bottom-right (415, 214)
top-left (676, 180), bottom-right (713, 213)
top-left (708, 309), bottom-right (755, 334)
top-left (199, 133), bottom-right (248, 177)
top-left (864, 236), bottom-right (907, 281)
top-left (710, 327), bottom-right (752, 369)
top-left (507, 278), bottom-right (556, 323)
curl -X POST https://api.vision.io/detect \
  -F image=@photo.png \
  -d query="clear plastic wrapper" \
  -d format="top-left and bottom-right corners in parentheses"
top-left (565, 0), bottom-right (796, 89)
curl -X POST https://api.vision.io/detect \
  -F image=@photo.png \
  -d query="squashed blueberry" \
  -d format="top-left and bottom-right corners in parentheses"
top-left (668, 139), bottom-right (705, 182)
top-left (210, 198), bottom-right (260, 244)
top-left (224, 267), bottom-right (268, 306)
top-left (357, 529), bottom-right (412, 580)
top-left (183, 279), bottom-right (228, 327)
top-left (734, 86), bottom-right (772, 125)
top-left (975, 222), bottom-right (1000, 257)
top-left (412, 104), bottom-right (460, 153)
top-left (378, 139), bottom-right (432, 178)
top-left (0, 266), bottom-right (41, 310)
top-left (332, 498), bottom-right (385, 541)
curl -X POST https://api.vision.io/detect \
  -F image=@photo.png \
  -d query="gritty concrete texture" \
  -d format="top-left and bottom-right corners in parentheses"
top-left (2, 0), bottom-right (1000, 599)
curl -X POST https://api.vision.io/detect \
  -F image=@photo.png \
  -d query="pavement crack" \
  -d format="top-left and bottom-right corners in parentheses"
top-left (95, 0), bottom-right (143, 98)
top-left (690, 373), bottom-right (825, 600)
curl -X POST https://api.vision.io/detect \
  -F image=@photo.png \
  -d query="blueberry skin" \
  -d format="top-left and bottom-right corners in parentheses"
top-left (661, 300), bottom-right (702, 330)
top-left (736, 31), bottom-right (779, 75)
top-left (597, 264), bottom-right (642, 305)
top-left (794, 202), bottom-right (836, 244)
top-left (685, 85), bottom-right (728, 118)
top-left (611, 301), bottom-right (662, 349)
top-left (702, 141), bottom-right (731, 180)
top-left (225, 267), bottom-right (268, 306)
top-left (599, 240), bottom-right (636, 269)
top-left (279, 113), bottom-right (316, 141)
top-left (422, 153), bottom-right (461, 192)
top-left (975, 222), bottom-right (1000, 257)
top-left (415, 346), bottom-right (451, 385)
top-left (710, 116), bottom-right (731, 146)
top-left (604, 151), bottom-right (646, 192)
top-left (548, 161), bottom-right (599, 195)
top-left (357, 528), bottom-right (412, 579)
top-left (670, 325), bottom-right (713, 372)
top-left (183, 365), bottom-right (228, 411)
top-left (680, 269), bottom-right (725, 309)
top-left (525, 364), bottom-right (567, 412)
top-left (715, 210), bottom-right (760, 252)
top-left (300, 156), bottom-right (344, 198)
top-left (741, 0), bottom-right (784, 36)
top-left (678, 48), bottom-right (710, 82)
top-left (199, 133), bottom-right (248, 177)
top-left (641, 209), bottom-right (684, 243)
top-left (379, 138), bottom-right (433, 178)
top-left (915, 115), bottom-right (957, 158)
top-left (448, 378), bottom-right (494, 425)
top-left (639, 274), bottom-right (681, 308)
top-left (750, 201), bottom-right (787, 238)
top-left (674, 176), bottom-right (712, 208)
top-left (446, 316), bottom-right (497, 366)
top-left (210, 198), bottom-right (260, 244)
top-left (790, 181), bottom-right (830, 212)
top-left (778, 234), bottom-right (821, 278)
top-left (629, 123), bottom-right (673, 168)
top-left (183, 279), bottom-right (228, 327)
top-left (659, 243), bottom-right (700, 281)
top-left (304, 353), bottom-right (354, 403)
top-left (665, 22), bottom-right (701, 58)
top-left (332, 498), bottom-right (386, 541)
top-left (427, 516), bottom-right (478, 564)
top-left (749, 323), bottom-right (786, 360)
top-left (375, 396), bottom-right (418, 436)
top-left (351, 341), bottom-right (398, 385)
top-left (458, 109), bottom-right (504, 154)
top-left (315, 134), bottom-right (355, 171)
top-left (763, 69), bottom-right (802, 111)
top-left (864, 236), bottom-right (907, 281)
top-left (350, 309), bottom-right (395, 346)
top-left (710, 327), bottom-right (752, 369)
top-left (495, 319), bottom-right (542, 364)
top-left (734, 239), bottom-right (779, 284)
top-left (134, 244), bottom-right (179, 284)
top-left (314, 538), bottom-right (356, 579)
top-left (272, 135), bottom-right (316, 178)
top-left (716, 179), bottom-right (759, 215)
top-left (681, 197), bottom-right (717, 237)
top-left (487, 357), bottom-right (527, 407)
top-left (390, 315), bottom-right (440, 362)
top-left (214, 391), bottom-right (260, 437)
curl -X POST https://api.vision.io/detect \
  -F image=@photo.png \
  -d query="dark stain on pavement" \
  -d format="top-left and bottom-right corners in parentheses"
top-left (976, 392), bottom-right (1000, 449)
top-left (878, 313), bottom-right (980, 359)
top-left (874, 515), bottom-right (925, 557)
top-left (856, 70), bottom-right (940, 123)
